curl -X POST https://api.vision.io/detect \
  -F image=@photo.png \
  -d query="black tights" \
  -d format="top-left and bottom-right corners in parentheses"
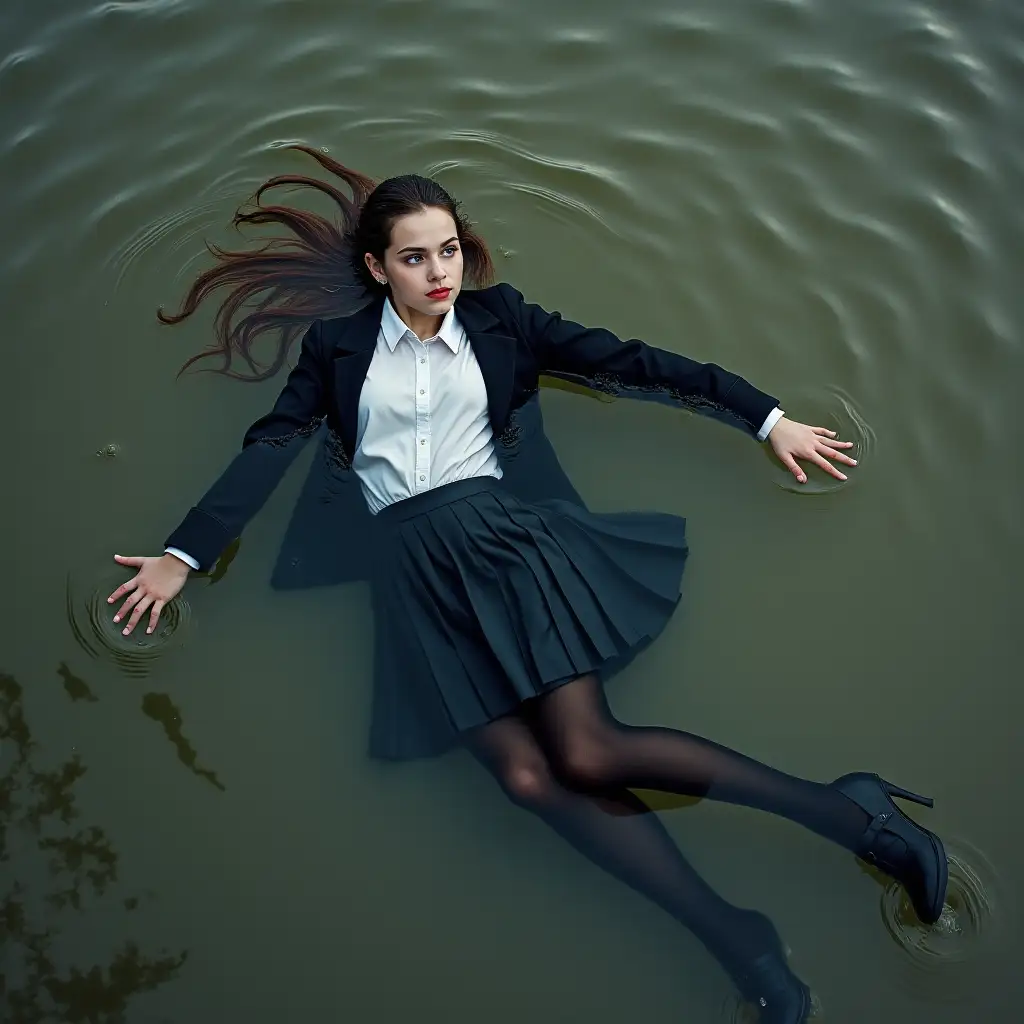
top-left (464, 675), bottom-right (868, 974)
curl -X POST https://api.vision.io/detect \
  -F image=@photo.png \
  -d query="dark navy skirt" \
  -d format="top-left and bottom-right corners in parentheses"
top-left (368, 477), bottom-right (688, 760)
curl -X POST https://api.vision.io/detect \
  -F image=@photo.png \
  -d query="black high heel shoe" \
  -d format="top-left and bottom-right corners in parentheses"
top-left (735, 954), bottom-right (812, 1024)
top-left (832, 772), bottom-right (948, 924)
top-left (725, 913), bottom-right (812, 1024)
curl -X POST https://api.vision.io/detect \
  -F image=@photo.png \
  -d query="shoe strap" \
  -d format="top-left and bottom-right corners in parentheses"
top-left (861, 811), bottom-right (892, 863)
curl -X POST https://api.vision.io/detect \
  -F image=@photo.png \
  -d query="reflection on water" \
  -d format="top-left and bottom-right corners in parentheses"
top-left (205, 536), bottom-right (241, 586)
top-left (141, 691), bottom-right (226, 792)
top-left (57, 661), bottom-right (99, 704)
top-left (0, 669), bottom-right (187, 1021)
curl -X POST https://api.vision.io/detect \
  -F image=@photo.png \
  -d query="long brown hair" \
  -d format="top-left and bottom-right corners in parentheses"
top-left (159, 145), bottom-right (495, 381)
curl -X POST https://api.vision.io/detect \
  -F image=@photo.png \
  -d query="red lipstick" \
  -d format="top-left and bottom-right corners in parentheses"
top-left (426, 287), bottom-right (452, 300)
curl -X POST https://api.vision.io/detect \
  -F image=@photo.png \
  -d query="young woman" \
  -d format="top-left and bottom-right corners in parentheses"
top-left (107, 147), bottom-right (947, 1023)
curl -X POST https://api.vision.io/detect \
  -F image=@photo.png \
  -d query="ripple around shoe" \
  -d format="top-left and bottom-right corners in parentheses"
top-left (880, 837), bottom-right (1004, 1004)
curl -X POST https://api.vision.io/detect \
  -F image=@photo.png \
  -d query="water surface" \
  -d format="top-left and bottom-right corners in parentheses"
top-left (2, 0), bottom-right (1022, 1020)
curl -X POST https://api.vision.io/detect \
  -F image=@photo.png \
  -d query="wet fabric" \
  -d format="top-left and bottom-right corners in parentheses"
top-left (367, 476), bottom-right (689, 760)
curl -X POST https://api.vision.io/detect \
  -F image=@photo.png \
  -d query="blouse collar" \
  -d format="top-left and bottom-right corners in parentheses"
top-left (381, 297), bottom-right (462, 354)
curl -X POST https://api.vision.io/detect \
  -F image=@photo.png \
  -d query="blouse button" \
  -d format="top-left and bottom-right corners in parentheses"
top-left (420, 358), bottom-right (426, 364)
top-left (419, 474), bottom-right (426, 481)
top-left (420, 439), bottom-right (426, 445)
top-left (419, 389), bottom-right (425, 395)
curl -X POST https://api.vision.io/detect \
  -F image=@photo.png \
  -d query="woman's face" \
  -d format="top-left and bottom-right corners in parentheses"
top-left (366, 206), bottom-right (464, 318)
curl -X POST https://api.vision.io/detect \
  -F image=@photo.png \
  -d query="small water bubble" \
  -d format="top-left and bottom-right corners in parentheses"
top-left (721, 988), bottom-right (822, 1022)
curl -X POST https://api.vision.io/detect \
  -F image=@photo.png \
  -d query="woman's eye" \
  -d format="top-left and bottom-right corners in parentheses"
top-left (403, 247), bottom-right (457, 265)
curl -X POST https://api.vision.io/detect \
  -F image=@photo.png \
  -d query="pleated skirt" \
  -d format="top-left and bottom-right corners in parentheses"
top-left (368, 476), bottom-right (688, 760)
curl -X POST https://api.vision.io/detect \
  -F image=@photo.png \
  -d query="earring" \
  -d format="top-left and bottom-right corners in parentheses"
top-left (377, 275), bottom-right (387, 285)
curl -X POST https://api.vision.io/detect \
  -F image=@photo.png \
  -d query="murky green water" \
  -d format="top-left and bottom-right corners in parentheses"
top-left (3, 0), bottom-right (1022, 1020)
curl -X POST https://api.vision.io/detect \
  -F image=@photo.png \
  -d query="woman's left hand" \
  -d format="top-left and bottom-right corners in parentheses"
top-left (767, 415), bottom-right (857, 484)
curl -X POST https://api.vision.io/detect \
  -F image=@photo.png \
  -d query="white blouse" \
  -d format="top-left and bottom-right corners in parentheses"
top-left (165, 301), bottom-right (781, 568)
top-left (351, 297), bottom-right (501, 514)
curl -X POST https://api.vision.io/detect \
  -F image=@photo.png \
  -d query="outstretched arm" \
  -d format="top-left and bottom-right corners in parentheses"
top-left (499, 284), bottom-right (855, 483)
top-left (107, 320), bottom-right (330, 635)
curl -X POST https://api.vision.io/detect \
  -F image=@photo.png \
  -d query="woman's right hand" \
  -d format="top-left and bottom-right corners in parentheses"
top-left (107, 553), bottom-right (191, 636)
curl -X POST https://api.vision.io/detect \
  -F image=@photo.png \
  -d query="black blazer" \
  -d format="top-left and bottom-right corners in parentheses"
top-left (165, 283), bottom-right (778, 586)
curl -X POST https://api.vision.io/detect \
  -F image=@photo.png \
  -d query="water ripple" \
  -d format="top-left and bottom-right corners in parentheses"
top-left (879, 837), bottom-right (1003, 1002)
top-left (66, 567), bottom-right (193, 678)
top-left (504, 180), bottom-right (611, 232)
top-left (768, 53), bottom-right (886, 114)
top-left (105, 195), bottom-right (230, 290)
top-left (447, 128), bottom-right (630, 194)
top-left (0, 44), bottom-right (46, 78)
top-left (0, 0), bottom-right (1019, 1019)
top-left (90, 0), bottom-right (194, 19)
top-left (641, 8), bottom-right (732, 60)
top-left (890, 12), bottom-right (999, 113)
top-left (768, 385), bottom-right (877, 495)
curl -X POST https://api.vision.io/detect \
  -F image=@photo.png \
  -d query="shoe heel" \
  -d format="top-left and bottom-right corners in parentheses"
top-left (882, 780), bottom-right (934, 808)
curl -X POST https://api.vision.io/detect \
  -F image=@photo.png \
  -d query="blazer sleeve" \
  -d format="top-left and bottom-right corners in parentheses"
top-left (498, 284), bottom-right (779, 435)
top-left (163, 320), bottom-right (330, 572)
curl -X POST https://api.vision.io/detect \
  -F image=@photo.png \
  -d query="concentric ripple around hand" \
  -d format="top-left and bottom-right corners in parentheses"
top-left (768, 384), bottom-right (876, 495)
top-left (66, 565), bottom-right (193, 678)
top-left (879, 836), bottom-right (1002, 1001)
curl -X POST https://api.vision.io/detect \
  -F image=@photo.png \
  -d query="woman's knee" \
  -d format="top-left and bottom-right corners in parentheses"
top-left (495, 758), bottom-right (559, 809)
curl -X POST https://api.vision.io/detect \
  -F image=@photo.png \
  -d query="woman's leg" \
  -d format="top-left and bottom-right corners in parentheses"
top-left (531, 675), bottom-right (868, 849)
top-left (464, 711), bottom-right (783, 971)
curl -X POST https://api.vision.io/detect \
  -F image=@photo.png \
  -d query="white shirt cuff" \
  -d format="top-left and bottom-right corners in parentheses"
top-left (165, 547), bottom-right (200, 571)
top-left (756, 407), bottom-right (785, 442)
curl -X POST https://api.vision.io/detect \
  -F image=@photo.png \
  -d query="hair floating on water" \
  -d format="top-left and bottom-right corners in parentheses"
top-left (158, 144), bottom-right (494, 381)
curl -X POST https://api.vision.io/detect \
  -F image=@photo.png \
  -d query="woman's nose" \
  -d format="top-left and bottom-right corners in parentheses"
top-left (427, 258), bottom-right (446, 281)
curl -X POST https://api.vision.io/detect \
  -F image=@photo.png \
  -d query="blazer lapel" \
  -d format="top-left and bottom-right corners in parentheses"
top-left (456, 294), bottom-right (517, 436)
top-left (329, 293), bottom-right (519, 459)
top-left (331, 300), bottom-right (382, 459)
